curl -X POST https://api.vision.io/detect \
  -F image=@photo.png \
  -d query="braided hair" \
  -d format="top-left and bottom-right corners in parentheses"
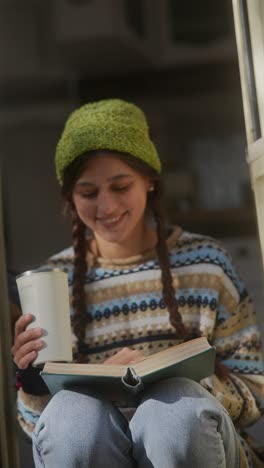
top-left (151, 185), bottom-right (186, 337)
top-left (70, 208), bottom-right (87, 359)
top-left (61, 150), bottom-right (228, 377)
top-left (62, 151), bottom-right (187, 349)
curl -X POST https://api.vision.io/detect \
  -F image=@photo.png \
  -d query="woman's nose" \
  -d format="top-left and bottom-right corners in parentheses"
top-left (97, 190), bottom-right (118, 215)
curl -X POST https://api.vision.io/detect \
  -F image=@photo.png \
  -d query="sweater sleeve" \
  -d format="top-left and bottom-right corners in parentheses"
top-left (200, 249), bottom-right (264, 429)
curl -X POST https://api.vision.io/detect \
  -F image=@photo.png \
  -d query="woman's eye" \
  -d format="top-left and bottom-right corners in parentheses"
top-left (113, 185), bottom-right (131, 192)
top-left (81, 192), bottom-right (97, 199)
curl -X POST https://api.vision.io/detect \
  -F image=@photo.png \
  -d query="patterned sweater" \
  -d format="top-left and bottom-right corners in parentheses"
top-left (17, 227), bottom-right (264, 466)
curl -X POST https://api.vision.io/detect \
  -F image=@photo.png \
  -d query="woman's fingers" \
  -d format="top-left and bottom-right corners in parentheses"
top-left (13, 339), bottom-right (45, 369)
top-left (14, 314), bottom-right (34, 337)
top-left (128, 349), bottom-right (145, 364)
top-left (16, 350), bottom-right (39, 370)
top-left (12, 326), bottom-right (42, 354)
top-left (104, 347), bottom-right (146, 365)
top-left (12, 313), bottom-right (44, 369)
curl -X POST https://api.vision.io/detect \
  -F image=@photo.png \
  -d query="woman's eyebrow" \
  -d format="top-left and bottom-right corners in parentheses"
top-left (108, 174), bottom-right (133, 182)
top-left (76, 174), bottom-right (133, 187)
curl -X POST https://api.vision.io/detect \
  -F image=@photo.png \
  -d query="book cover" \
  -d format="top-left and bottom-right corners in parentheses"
top-left (41, 337), bottom-right (215, 404)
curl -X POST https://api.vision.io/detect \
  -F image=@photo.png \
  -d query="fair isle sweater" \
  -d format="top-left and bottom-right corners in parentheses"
top-left (17, 227), bottom-right (264, 466)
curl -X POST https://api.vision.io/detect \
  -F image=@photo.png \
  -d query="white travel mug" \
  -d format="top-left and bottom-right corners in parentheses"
top-left (16, 268), bottom-right (73, 366)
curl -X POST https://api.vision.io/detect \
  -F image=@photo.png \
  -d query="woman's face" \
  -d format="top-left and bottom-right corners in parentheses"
top-left (72, 152), bottom-right (152, 249)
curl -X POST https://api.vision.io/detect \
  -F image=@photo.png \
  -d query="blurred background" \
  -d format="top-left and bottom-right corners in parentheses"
top-left (0, 1), bottom-right (264, 465)
top-left (1, 0), bottom-right (263, 324)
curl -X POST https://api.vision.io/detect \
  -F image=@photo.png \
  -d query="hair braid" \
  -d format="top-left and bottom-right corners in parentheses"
top-left (71, 209), bottom-right (88, 361)
top-left (151, 186), bottom-right (186, 339)
top-left (152, 186), bottom-right (229, 378)
top-left (62, 150), bottom-right (229, 377)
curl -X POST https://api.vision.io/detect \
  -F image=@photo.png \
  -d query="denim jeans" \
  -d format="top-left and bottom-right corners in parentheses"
top-left (32, 377), bottom-right (239, 468)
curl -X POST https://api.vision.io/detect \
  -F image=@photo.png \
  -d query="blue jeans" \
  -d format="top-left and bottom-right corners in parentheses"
top-left (32, 377), bottom-right (239, 467)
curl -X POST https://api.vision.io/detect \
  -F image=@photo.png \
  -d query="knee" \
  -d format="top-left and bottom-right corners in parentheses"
top-left (131, 377), bottom-right (235, 445)
top-left (142, 377), bottom-right (212, 403)
top-left (38, 390), bottom-right (106, 423)
top-left (32, 391), bottom-right (132, 467)
top-left (130, 379), bottom-right (239, 467)
top-left (130, 378), bottom-right (236, 462)
top-left (33, 390), bottom-right (115, 445)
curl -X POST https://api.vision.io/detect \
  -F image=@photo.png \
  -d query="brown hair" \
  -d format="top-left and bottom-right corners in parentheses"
top-left (62, 150), bottom-right (228, 377)
top-left (62, 151), bottom-right (186, 342)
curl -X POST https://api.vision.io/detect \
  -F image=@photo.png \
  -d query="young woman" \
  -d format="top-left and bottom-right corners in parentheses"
top-left (12, 99), bottom-right (264, 467)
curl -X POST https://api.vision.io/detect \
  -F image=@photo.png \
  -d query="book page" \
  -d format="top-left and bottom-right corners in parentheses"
top-left (43, 337), bottom-right (210, 377)
top-left (43, 361), bottom-right (126, 377)
top-left (133, 337), bottom-right (210, 374)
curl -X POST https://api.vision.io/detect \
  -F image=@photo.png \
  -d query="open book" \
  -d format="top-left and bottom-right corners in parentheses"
top-left (41, 337), bottom-right (215, 404)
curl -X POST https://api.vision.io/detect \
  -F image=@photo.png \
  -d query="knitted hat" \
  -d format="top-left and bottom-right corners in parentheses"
top-left (55, 98), bottom-right (161, 185)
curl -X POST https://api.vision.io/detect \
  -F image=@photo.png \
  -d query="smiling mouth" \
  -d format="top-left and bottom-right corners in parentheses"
top-left (97, 212), bottom-right (127, 227)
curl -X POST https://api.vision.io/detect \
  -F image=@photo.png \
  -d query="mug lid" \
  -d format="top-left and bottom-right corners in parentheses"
top-left (16, 267), bottom-right (67, 280)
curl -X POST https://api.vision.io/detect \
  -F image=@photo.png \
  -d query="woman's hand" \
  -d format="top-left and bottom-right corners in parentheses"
top-left (104, 347), bottom-right (146, 365)
top-left (11, 314), bottom-right (44, 369)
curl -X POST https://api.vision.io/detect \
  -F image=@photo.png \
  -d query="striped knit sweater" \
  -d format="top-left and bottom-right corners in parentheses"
top-left (17, 227), bottom-right (264, 466)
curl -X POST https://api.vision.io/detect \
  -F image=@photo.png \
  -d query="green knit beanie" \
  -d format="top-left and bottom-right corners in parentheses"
top-left (55, 98), bottom-right (161, 185)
